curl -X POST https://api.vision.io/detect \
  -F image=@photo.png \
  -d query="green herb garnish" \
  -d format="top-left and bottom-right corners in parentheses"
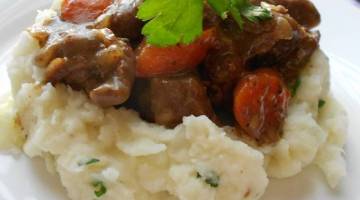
top-left (209, 0), bottom-right (272, 28)
top-left (318, 99), bottom-right (326, 109)
top-left (196, 171), bottom-right (220, 188)
top-left (78, 158), bottom-right (100, 166)
top-left (137, 0), bottom-right (203, 47)
top-left (85, 158), bottom-right (100, 165)
top-left (92, 181), bottom-right (107, 197)
top-left (137, 0), bottom-right (272, 46)
top-left (291, 79), bottom-right (301, 97)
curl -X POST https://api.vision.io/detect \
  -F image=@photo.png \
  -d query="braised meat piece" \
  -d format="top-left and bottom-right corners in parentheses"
top-left (129, 73), bottom-right (218, 128)
top-left (94, 0), bottom-right (143, 41)
top-left (150, 74), bottom-right (218, 127)
top-left (202, 5), bottom-right (319, 108)
top-left (247, 29), bottom-right (320, 83)
top-left (203, 3), bottom-right (221, 29)
top-left (202, 7), bottom-right (292, 107)
top-left (251, 0), bottom-right (320, 28)
top-left (29, 16), bottom-right (135, 107)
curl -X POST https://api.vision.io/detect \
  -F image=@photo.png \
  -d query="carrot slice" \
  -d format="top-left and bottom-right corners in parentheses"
top-left (136, 29), bottom-right (216, 77)
top-left (61, 0), bottom-right (112, 23)
top-left (233, 69), bottom-right (291, 145)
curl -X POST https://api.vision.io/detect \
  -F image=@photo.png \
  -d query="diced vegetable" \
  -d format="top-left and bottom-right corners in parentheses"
top-left (135, 29), bottom-right (215, 77)
top-left (61, 0), bottom-right (112, 23)
top-left (233, 69), bottom-right (290, 144)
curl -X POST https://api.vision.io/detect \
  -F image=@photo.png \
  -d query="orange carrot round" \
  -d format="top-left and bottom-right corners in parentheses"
top-left (233, 69), bottom-right (290, 144)
top-left (136, 29), bottom-right (216, 77)
top-left (61, 0), bottom-right (112, 23)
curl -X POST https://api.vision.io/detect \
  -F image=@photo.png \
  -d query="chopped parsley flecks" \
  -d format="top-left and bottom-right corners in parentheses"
top-left (78, 158), bottom-right (100, 166)
top-left (291, 78), bottom-right (301, 97)
top-left (196, 170), bottom-right (220, 188)
top-left (92, 181), bottom-right (107, 197)
top-left (318, 99), bottom-right (326, 109)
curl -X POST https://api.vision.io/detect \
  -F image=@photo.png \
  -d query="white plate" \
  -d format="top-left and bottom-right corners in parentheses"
top-left (0, 0), bottom-right (359, 199)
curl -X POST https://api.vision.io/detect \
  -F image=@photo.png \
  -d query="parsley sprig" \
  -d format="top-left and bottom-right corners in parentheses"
top-left (209, 0), bottom-right (272, 28)
top-left (137, 0), bottom-right (272, 46)
top-left (137, 0), bottom-right (203, 47)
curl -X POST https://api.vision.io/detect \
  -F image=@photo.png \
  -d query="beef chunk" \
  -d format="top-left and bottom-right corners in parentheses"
top-left (251, 0), bottom-right (320, 28)
top-left (129, 73), bottom-right (218, 128)
top-left (29, 16), bottom-right (135, 107)
top-left (202, 5), bottom-right (319, 108)
top-left (94, 0), bottom-right (143, 41)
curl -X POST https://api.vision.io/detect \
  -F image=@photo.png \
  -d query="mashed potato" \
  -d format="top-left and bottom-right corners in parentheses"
top-left (13, 82), bottom-right (268, 200)
top-left (0, 96), bottom-right (24, 150)
top-left (259, 50), bottom-right (347, 188)
top-left (2, 6), bottom-right (347, 200)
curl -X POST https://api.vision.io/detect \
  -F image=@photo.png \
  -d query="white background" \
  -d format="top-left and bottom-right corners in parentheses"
top-left (0, 0), bottom-right (360, 199)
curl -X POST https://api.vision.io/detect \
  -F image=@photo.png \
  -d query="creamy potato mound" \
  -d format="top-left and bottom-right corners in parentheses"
top-left (259, 50), bottom-right (347, 188)
top-left (1, 7), bottom-right (347, 200)
top-left (14, 81), bottom-right (268, 200)
top-left (0, 96), bottom-right (24, 150)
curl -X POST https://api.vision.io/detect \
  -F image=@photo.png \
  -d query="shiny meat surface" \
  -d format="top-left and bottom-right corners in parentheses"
top-left (129, 73), bottom-right (218, 128)
top-left (251, 0), bottom-right (321, 28)
top-left (94, 0), bottom-right (143, 41)
top-left (29, 16), bottom-right (135, 107)
top-left (202, 5), bottom-right (319, 108)
top-left (247, 29), bottom-right (320, 83)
